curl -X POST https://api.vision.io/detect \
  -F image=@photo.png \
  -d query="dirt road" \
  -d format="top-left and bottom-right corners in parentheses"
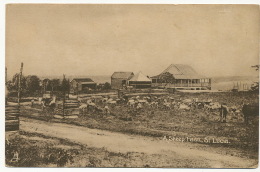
top-left (20, 117), bottom-right (258, 168)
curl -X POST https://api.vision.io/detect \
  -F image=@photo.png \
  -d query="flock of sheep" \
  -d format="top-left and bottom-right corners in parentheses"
top-left (76, 94), bottom-right (242, 120)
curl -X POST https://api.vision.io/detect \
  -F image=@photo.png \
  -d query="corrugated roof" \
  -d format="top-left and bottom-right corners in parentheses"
top-left (111, 72), bottom-right (134, 79)
top-left (72, 78), bottom-right (95, 83)
top-left (129, 71), bottom-right (151, 82)
top-left (159, 64), bottom-right (206, 79)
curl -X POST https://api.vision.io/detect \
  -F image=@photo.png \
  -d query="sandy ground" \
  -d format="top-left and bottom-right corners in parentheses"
top-left (19, 117), bottom-right (258, 168)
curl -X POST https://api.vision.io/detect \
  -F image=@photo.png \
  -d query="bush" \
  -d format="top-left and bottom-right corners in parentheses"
top-left (103, 82), bottom-right (111, 90)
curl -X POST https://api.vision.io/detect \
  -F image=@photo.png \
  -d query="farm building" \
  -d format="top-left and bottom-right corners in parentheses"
top-left (128, 71), bottom-right (152, 89)
top-left (151, 64), bottom-right (211, 90)
top-left (111, 72), bottom-right (134, 89)
top-left (70, 78), bottom-right (97, 92)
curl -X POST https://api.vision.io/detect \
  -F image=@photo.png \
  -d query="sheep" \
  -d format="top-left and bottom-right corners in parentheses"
top-left (108, 100), bottom-right (117, 105)
top-left (137, 103), bottom-right (143, 110)
top-left (193, 98), bottom-right (199, 103)
top-left (163, 102), bottom-right (171, 110)
top-left (49, 96), bottom-right (56, 107)
top-left (104, 105), bottom-right (110, 115)
top-left (209, 102), bottom-right (221, 111)
top-left (179, 104), bottom-right (190, 111)
top-left (150, 101), bottom-right (159, 109)
top-left (183, 99), bottom-right (192, 104)
top-left (203, 102), bottom-right (222, 112)
top-left (127, 99), bottom-right (136, 108)
top-left (138, 99), bottom-right (148, 104)
top-left (102, 97), bottom-right (108, 103)
top-left (79, 103), bottom-right (88, 114)
top-left (79, 104), bottom-right (88, 109)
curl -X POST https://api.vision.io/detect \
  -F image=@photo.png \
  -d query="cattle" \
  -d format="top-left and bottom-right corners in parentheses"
top-left (242, 104), bottom-right (259, 124)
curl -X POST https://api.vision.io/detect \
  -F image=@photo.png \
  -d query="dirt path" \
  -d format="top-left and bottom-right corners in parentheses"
top-left (20, 117), bottom-right (257, 168)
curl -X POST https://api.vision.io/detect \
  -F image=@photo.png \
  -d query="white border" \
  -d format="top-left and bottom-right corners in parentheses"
top-left (1, 1), bottom-right (259, 172)
top-left (1, 0), bottom-right (260, 4)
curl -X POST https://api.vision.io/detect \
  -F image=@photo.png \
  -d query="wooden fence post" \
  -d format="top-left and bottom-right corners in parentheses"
top-left (62, 74), bottom-right (65, 117)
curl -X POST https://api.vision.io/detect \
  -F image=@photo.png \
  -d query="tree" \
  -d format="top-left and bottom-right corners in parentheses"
top-left (6, 80), bottom-right (13, 91)
top-left (7, 73), bottom-right (26, 91)
top-left (42, 79), bottom-right (51, 92)
top-left (50, 79), bottom-right (61, 91)
top-left (26, 75), bottom-right (41, 93)
top-left (159, 72), bottom-right (174, 83)
top-left (103, 82), bottom-right (111, 90)
top-left (61, 75), bottom-right (70, 93)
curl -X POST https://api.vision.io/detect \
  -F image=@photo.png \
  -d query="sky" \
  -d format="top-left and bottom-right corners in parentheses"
top-left (5, 4), bottom-right (259, 78)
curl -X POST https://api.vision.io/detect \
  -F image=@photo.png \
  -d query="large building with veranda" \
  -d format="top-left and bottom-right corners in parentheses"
top-left (151, 64), bottom-right (211, 90)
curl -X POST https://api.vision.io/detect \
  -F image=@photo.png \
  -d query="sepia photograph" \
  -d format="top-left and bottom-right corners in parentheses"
top-left (4, 3), bottom-right (259, 168)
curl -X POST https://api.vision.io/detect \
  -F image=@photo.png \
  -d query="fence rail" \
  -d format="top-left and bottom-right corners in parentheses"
top-left (5, 104), bottom-right (20, 131)
top-left (152, 83), bottom-right (211, 88)
top-left (63, 98), bottom-right (80, 116)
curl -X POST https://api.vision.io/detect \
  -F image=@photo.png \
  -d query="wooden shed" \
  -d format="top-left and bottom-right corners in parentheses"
top-left (70, 78), bottom-right (97, 92)
top-left (111, 72), bottom-right (134, 89)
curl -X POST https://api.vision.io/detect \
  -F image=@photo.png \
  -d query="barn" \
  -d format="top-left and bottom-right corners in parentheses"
top-left (128, 71), bottom-right (152, 89)
top-left (70, 78), bottom-right (97, 93)
top-left (151, 64), bottom-right (211, 90)
top-left (111, 72), bottom-right (134, 89)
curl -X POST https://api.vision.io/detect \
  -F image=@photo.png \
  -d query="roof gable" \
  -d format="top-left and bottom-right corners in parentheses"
top-left (129, 72), bottom-right (151, 82)
top-left (111, 72), bottom-right (134, 79)
top-left (160, 64), bottom-right (205, 79)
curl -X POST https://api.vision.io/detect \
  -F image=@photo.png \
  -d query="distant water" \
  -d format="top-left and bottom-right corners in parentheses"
top-left (212, 80), bottom-right (256, 91)
top-left (211, 75), bottom-right (258, 91)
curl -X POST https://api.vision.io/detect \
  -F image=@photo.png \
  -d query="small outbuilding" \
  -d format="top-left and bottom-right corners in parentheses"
top-left (70, 78), bottom-right (97, 92)
top-left (128, 71), bottom-right (152, 89)
top-left (111, 72), bottom-right (134, 89)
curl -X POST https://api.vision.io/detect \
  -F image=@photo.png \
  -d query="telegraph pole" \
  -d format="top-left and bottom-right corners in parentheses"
top-left (18, 63), bottom-right (23, 106)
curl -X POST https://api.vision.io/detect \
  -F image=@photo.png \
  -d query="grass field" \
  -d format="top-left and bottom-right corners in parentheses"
top-left (20, 91), bottom-right (259, 161)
